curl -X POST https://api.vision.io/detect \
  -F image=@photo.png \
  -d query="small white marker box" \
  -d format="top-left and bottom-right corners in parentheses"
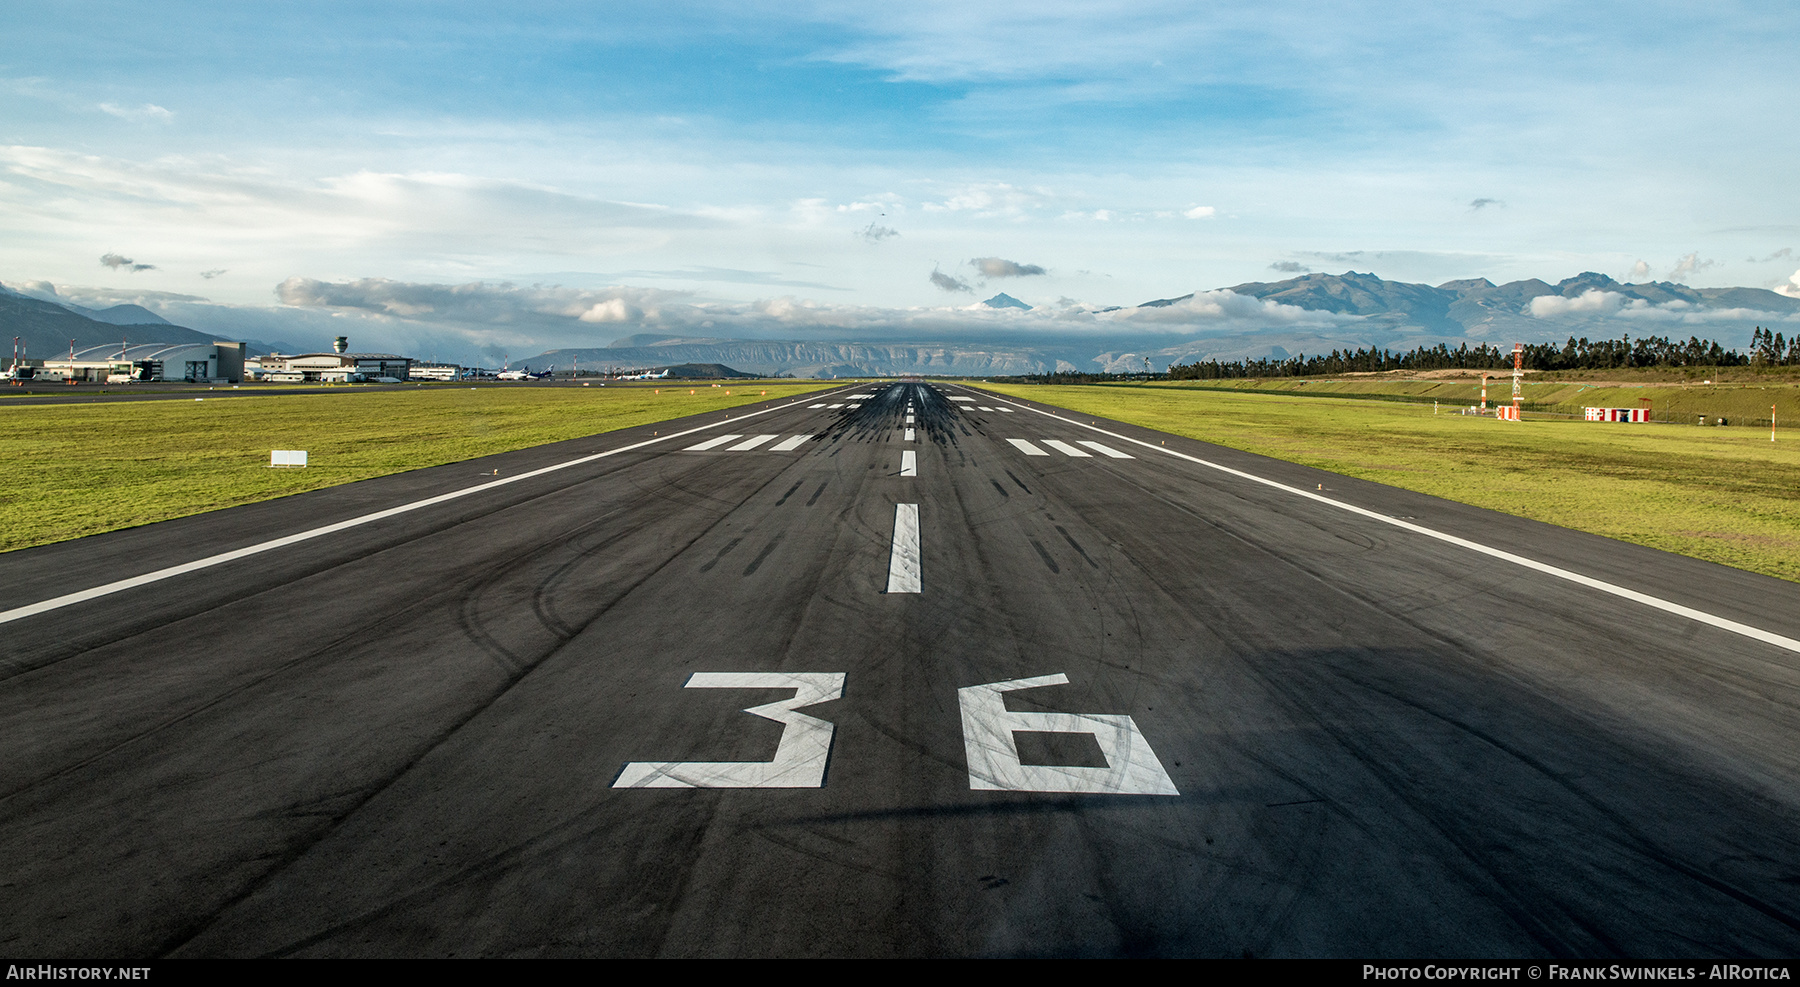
top-left (270, 450), bottom-right (308, 468)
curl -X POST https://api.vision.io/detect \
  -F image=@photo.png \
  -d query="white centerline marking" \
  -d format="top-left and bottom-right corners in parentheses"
top-left (0, 386), bottom-right (860, 626)
top-left (904, 428), bottom-right (915, 441)
top-left (905, 414), bottom-right (915, 424)
top-left (1078, 440), bottom-right (1133, 459)
top-left (950, 396), bottom-right (975, 402)
top-left (996, 407), bottom-right (1014, 413)
top-left (1043, 440), bottom-right (1091, 458)
top-left (828, 403), bottom-right (844, 409)
top-left (900, 451), bottom-right (917, 476)
top-left (1006, 438), bottom-right (1050, 456)
top-left (686, 434), bottom-right (744, 451)
top-left (968, 389), bottom-right (1800, 656)
top-left (808, 403), bottom-right (826, 409)
top-left (886, 504), bottom-right (922, 594)
top-left (771, 434), bottom-right (811, 452)
top-left (977, 406), bottom-right (996, 412)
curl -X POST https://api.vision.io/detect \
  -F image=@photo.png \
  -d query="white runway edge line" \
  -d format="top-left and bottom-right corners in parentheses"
top-left (0, 386), bottom-right (861, 626)
top-left (969, 387), bottom-right (1800, 657)
top-left (886, 504), bottom-right (922, 594)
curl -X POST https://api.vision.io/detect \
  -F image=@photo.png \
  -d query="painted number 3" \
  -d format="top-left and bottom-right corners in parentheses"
top-left (613, 672), bottom-right (1177, 795)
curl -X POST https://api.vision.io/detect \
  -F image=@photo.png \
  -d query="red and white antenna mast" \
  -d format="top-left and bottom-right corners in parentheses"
top-left (1512, 343), bottom-right (1524, 416)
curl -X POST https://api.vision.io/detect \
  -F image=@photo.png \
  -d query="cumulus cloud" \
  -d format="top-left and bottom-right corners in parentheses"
top-left (922, 182), bottom-right (1048, 218)
top-left (1117, 290), bottom-right (1358, 328)
top-left (100, 252), bottom-right (155, 272)
top-left (1269, 261), bottom-right (1310, 273)
top-left (1531, 288), bottom-right (1783, 323)
top-left (1666, 252), bottom-right (1717, 282)
top-left (855, 221), bottom-right (899, 243)
top-left (1469, 198), bottom-right (1503, 210)
top-left (929, 268), bottom-right (973, 293)
top-left (276, 276), bottom-right (684, 326)
top-left (971, 257), bottom-right (1046, 278)
top-left (1777, 270), bottom-right (1800, 300)
top-left (1629, 260), bottom-right (1651, 281)
top-left (1183, 205), bottom-right (1216, 219)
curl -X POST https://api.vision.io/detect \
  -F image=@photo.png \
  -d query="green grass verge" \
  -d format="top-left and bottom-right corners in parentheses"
top-left (977, 382), bottom-right (1800, 583)
top-left (0, 382), bottom-right (832, 553)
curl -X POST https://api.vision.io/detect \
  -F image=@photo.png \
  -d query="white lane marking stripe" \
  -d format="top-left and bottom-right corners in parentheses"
top-left (996, 407), bottom-right (1014, 413)
top-left (808, 403), bottom-right (826, 409)
top-left (848, 403), bottom-right (861, 409)
top-left (970, 389), bottom-right (1800, 655)
top-left (886, 504), bottom-right (922, 594)
top-left (0, 386), bottom-right (860, 626)
top-left (1042, 439), bottom-right (1091, 458)
top-left (685, 434), bottom-right (743, 451)
top-left (1006, 438), bottom-right (1049, 456)
top-left (950, 396), bottom-right (975, 402)
top-left (904, 428), bottom-right (915, 441)
top-left (900, 451), bottom-right (917, 476)
top-left (771, 434), bottom-right (810, 452)
top-left (905, 414), bottom-right (915, 424)
top-left (1078, 440), bottom-right (1133, 459)
top-left (727, 434), bottom-right (779, 451)
top-left (828, 403), bottom-right (844, 409)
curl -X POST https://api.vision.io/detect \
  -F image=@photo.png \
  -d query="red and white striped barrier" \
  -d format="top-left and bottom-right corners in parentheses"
top-left (1584, 408), bottom-right (1650, 422)
top-left (1496, 406), bottom-right (1520, 421)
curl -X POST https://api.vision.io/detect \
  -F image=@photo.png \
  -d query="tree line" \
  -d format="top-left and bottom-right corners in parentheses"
top-left (1163, 331), bottom-right (1784, 381)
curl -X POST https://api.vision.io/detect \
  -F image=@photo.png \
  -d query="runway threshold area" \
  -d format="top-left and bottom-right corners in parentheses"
top-left (4, 382), bottom-right (1800, 958)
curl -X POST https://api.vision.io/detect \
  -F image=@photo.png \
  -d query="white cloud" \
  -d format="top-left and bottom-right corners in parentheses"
top-left (97, 102), bottom-right (173, 122)
top-left (1183, 205), bottom-right (1216, 219)
top-left (1531, 288), bottom-right (1784, 323)
top-left (1777, 270), bottom-right (1800, 300)
top-left (1629, 260), bottom-right (1651, 281)
top-left (1666, 251), bottom-right (1717, 282)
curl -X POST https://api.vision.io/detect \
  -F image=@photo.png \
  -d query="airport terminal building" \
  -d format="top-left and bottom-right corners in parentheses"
top-left (253, 337), bottom-right (411, 382)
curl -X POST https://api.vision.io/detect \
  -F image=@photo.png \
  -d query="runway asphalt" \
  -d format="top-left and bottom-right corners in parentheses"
top-left (4, 380), bottom-right (1800, 958)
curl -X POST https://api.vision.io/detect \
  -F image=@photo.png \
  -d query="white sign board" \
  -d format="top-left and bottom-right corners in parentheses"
top-left (270, 450), bottom-right (308, 467)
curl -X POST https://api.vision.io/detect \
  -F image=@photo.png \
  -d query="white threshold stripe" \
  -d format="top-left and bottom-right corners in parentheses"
top-left (970, 389), bottom-right (1800, 656)
top-left (808, 403), bottom-right (826, 409)
top-left (1042, 439), bottom-right (1091, 458)
top-left (900, 450), bottom-right (917, 476)
top-left (886, 504), bottom-right (922, 593)
top-left (1078, 440), bottom-right (1133, 459)
top-left (0, 387), bottom-right (858, 626)
top-left (1007, 438), bottom-right (1049, 456)
top-left (771, 434), bottom-right (811, 452)
top-left (727, 434), bottom-right (779, 451)
top-left (996, 407), bottom-right (1014, 413)
top-left (684, 434), bottom-right (743, 451)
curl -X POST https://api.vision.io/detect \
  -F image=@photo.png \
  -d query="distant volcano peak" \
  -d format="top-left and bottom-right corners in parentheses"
top-left (981, 292), bottom-right (1032, 310)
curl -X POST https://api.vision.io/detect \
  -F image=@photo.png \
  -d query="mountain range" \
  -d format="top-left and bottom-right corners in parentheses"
top-left (6, 271), bottom-right (1798, 377)
top-left (524, 272), bottom-right (1800, 376)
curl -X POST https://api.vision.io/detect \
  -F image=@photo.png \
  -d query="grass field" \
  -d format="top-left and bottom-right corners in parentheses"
top-left (979, 381), bottom-right (1800, 583)
top-left (0, 382), bottom-right (831, 553)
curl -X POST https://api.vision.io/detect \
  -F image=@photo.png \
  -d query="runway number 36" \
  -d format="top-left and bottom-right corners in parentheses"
top-left (612, 671), bottom-right (1178, 796)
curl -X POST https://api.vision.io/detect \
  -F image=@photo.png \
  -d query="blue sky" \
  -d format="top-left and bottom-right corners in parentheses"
top-left (3, 1), bottom-right (1797, 358)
